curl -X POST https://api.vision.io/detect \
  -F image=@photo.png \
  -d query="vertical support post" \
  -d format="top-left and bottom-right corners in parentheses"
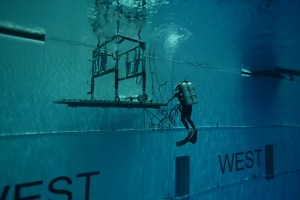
top-left (90, 73), bottom-right (95, 99)
top-left (175, 156), bottom-right (190, 199)
top-left (116, 20), bottom-right (120, 35)
top-left (100, 51), bottom-right (107, 71)
top-left (265, 145), bottom-right (274, 180)
top-left (134, 49), bottom-right (138, 75)
top-left (115, 49), bottom-right (119, 101)
top-left (125, 53), bottom-right (129, 78)
top-left (142, 49), bottom-right (146, 95)
top-left (90, 49), bottom-right (96, 99)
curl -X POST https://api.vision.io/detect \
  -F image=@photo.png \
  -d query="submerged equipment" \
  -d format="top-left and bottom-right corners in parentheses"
top-left (55, 33), bottom-right (166, 109)
top-left (177, 80), bottom-right (198, 105)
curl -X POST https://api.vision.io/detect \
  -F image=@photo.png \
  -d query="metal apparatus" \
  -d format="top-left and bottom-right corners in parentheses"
top-left (55, 33), bottom-right (166, 109)
top-left (87, 34), bottom-right (146, 101)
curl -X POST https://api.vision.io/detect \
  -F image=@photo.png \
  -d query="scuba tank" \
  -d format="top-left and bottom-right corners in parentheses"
top-left (180, 80), bottom-right (198, 105)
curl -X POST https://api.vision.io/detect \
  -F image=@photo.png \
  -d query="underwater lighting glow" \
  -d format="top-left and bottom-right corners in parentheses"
top-left (241, 68), bottom-right (252, 77)
top-left (153, 23), bottom-right (191, 59)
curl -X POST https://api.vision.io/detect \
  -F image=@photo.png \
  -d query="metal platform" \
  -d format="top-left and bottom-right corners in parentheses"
top-left (54, 99), bottom-right (167, 109)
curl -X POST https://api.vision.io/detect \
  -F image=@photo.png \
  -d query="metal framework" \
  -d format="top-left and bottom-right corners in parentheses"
top-left (88, 34), bottom-right (146, 100)
top-left (55, 33), bottom-right (166, 109)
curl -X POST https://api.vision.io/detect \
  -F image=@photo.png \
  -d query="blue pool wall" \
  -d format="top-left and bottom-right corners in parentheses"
top-left (1, 127), bottom-right (300, 199)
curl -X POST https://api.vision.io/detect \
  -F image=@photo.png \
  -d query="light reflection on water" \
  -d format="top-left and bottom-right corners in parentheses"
top-left (152, 23), bottom-right (192, 59)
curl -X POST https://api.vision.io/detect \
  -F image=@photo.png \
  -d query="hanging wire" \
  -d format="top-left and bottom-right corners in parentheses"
top-left (46, 35), bottom-right (95, 48)
top-left (147, 46), bottom-right (168, 104)
top-left (151, 48), bottom-right (168, 102)
top-left (143, 104), bottom-right (181, 132)
top-left (149, 55), bottom-right (241, 75)
top-left (143, 46), bottom-right (180, 132)
top-left (148, 48), bottom-right (157, 102)
top-left (45, 35), bottom-right (300, 84)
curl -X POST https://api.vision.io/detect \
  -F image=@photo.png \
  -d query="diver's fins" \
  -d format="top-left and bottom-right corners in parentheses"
top-left (176, 130), bottom-right (193, 147)
top-left (189, 129), bottom-right (198, 144)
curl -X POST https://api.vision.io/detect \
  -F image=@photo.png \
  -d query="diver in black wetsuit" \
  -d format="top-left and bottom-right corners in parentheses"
top-left (167, 80), bottom-right (198, 144)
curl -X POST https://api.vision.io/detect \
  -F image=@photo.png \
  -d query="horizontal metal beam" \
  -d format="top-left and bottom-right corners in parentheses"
top-left (97, 34), bottom-right (145, 49)
top-left (94, 68), bottom-right (115, 78)
top-left (54, 99), bottom-right (167, 109)
top-left (118, 72), bottom-right (143, 81)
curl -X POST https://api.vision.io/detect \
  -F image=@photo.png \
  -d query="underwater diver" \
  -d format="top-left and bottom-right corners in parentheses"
top-left (167, 80), bottom-right (198, 146)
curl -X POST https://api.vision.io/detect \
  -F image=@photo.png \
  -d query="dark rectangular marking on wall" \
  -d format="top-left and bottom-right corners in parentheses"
top-left (175, 156), bottom-right (190, 199)
top-left (265, 145), bottom-right (274, 180)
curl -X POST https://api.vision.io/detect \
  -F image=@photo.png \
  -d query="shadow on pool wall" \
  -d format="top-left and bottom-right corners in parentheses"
top-left (239, 0), bottom-right (279, 127)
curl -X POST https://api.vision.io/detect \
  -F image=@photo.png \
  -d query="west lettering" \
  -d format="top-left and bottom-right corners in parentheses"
top-left (76, 171), bottom-right (100, 200)
top-left (218, 154), bottom-right (234, 174)
top-left (254, 149), bottom-right (262, 167)
top-left (1, 185), bottom-right (9, 200)
top-left (236, 152), bottom-right (244, 171)
top-left (48, 176), bottom-right (72, 200)
top-left (245, 151), bottom-right (254, 168)
top-left (219, 148), bottom-right (264, 174)
top-left (2, 170), bottom-right (100, 199)
top-left (14, 181), bottom-right (43, 200)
